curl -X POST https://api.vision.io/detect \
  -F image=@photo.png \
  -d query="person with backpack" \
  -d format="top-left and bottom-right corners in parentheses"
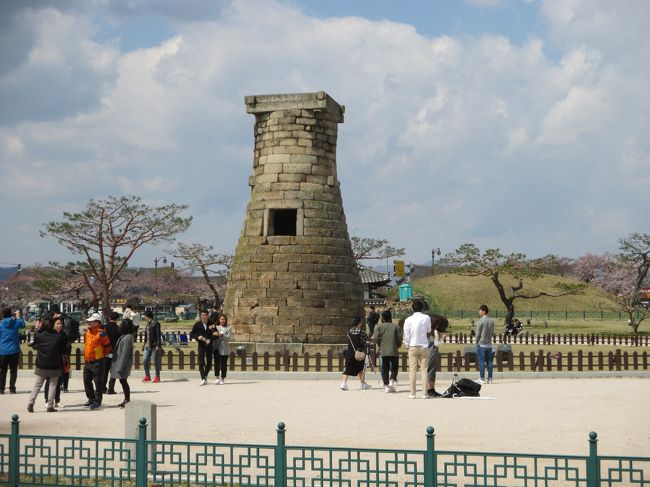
top-left (372, 310), bottom-right (402, 393)
top-left (476, 304), bottom-right (495, 384)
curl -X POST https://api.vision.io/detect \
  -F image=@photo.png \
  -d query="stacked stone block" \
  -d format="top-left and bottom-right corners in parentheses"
top-left (223, 92), bottom-right (364, 343)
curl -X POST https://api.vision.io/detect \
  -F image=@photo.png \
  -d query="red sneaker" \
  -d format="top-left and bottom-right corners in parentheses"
top-left (142, 376), bottom-right (151, 382)
top-left (152, 376), bottom-right (160, 383)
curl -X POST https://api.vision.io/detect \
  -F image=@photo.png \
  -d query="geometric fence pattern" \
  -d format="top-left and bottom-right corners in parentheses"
top-left (1, 417), bottom-right (648, 487)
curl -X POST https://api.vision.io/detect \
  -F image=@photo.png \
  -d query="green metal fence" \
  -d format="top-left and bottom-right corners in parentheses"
top-left (1, 416), bottom-right (648, 486)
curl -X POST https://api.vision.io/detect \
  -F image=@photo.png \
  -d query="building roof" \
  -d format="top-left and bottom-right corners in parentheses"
top-left (358, 266), bottom-right (391, 286)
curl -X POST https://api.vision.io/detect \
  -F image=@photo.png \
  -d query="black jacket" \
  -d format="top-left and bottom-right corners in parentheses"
top-left (190, 320), bottom-right (213, 349)
top-left (103, 321), bottom-right (121, 352)
top-left (33, 329), bottom-right (66, 370)
top-left (143, 319), bottom-right (162, 348)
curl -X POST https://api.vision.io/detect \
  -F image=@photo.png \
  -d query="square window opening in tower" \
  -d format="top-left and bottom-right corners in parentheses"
top-left (270, 209), bottom-right (297, 236)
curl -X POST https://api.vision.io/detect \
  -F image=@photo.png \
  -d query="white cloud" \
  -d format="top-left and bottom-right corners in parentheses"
top-left (0, 0), bottom-right (648, 267)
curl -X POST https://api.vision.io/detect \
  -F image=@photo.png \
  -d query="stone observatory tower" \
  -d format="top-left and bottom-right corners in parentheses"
top-left (223, 91), bottom-right (364, 344)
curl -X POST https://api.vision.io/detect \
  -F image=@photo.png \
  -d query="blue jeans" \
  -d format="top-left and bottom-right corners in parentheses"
top-left (477, 346), bottom-right (493, 380)
top-left (143, 348), bottom-right (160, 378)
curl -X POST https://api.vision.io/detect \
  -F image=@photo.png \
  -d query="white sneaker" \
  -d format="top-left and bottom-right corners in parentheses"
top-left (55, 402), bottom-right (64, 408)
top-left (360, 383), bottom-right (372, 390)
top-left (340, 383), bottom-right (348, 391)
top-left (477, 378), bottom-right (485, 384)
top-left (219, 378), bottom-right (225, 384)
top-left (384, 386), bottom-right (392, 393)
top-left (389, 379), bottom-right (396, 388)
top-left (408, 394), bottom-right (417, 399)
top-left (420, 395), bottom-right (429, 399)
top-left (214, 379), bottom-right (220, 385)
top-left (200, 379), bottom-right (207, 386)
top-left (487, 378), bottom-right (493, 384)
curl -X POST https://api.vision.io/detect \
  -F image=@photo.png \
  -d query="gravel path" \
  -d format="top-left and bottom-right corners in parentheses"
top-left (2, 375), bottom-right (648, 457)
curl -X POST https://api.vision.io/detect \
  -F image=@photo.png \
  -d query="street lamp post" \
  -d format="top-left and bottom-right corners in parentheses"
top-left (153, 256), bottom-right (167, 314)
top-left (431, 248), bottom-right (441, 266)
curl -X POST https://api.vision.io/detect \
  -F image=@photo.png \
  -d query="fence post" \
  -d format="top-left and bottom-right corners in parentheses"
top-left (424, 426), bottom-right (436, 487)
top-left (586, 431), bottom-right (600, 487)
top-left (136, 417), bottom-right (148, 487)
top-left (275, 422), bottom-right (287, 487)
top-left (9, 414), bottom-right (19, 487)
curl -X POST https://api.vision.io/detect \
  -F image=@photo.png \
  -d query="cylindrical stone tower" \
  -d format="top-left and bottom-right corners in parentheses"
top-left (223, 91), bottom-right (364, 344)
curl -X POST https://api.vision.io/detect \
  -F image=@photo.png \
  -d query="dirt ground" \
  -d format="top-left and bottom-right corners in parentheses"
top-left (1, 374), bottom-right (649, 457)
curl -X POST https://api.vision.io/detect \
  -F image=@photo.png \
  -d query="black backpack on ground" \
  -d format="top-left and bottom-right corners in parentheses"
top-left (441, 375), bottom-right (481, 398)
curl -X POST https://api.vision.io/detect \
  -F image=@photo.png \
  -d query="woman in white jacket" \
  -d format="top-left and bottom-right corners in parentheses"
top-left (211, 314), bottom-right (232, 385)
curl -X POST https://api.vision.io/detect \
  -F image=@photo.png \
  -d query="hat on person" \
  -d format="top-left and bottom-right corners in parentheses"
top-left (86, 312), bottom-right (102, 322)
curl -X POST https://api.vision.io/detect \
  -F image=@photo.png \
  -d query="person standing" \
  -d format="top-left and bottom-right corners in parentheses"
top-left (52, 309), bottom-right (78, 393)
top-left (372, 310), bottom-right (402, 393)
top-left (211, 314), bottom-right (232, 384)
top-left (402, 300), bottom-right (431, 399)
top-left (27, 317), bottom-right (65, 412)
top-left (426, 315), bottom-right (449, 397)
top-left (340, 317), bottom-right (372, 391)
top-left (366, 305), bottom-right (379, 336)
top-left (44, 316), bottom-right (70, 408)
top-left (102, 311), bottom-right (121, 394)
top-left (476, 304), bottom-right (495, 384)
top-left (190, 311), bottom-right (213, 385)
top-left (83, 313), bottom-right (110, 409)
top-left (110, 318), bottom-right (135, 408)
top-left (0, 308), bottom-right (25, 394)
top-left (142, 310), bottom-right (162, 383)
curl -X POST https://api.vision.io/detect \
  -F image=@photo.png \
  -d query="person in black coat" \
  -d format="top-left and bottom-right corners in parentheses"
top-left (44, 316), bottom-right (70, 408)
top-left (103, 311), bottom-right (121, 394)
top-left (190, 310), bottom-right (213, 385)
top-left (142, 310), bottom-right (162, 382)
top-left (27, 317), bottom-right (65, 412)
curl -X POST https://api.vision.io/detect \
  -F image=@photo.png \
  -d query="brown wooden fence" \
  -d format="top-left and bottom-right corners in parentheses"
top-left (19, 331), bottom-right (650, 347)
top-left (18, 348), bottom-right (650, 373)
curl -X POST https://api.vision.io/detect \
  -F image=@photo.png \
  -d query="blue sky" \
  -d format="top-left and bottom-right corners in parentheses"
top-left (0, 0), bottom-right (648, 269)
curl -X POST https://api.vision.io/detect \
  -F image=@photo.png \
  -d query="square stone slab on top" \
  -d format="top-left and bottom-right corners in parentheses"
top-left (245, 91), bottom-right (345, 122)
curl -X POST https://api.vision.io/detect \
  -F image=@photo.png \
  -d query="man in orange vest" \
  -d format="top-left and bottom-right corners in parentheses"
top-left (83, 313), bottom-right (110, 410)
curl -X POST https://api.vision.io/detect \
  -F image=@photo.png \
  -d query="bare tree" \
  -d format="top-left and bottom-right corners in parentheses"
top-left (170, 242), bottom-right (232, 310)
top-left (41, 195), bottom-right (192, 321)
top-left (446, 243), bottom-right (585, 324)
top-left (350, 236), bottom-right (405, 262)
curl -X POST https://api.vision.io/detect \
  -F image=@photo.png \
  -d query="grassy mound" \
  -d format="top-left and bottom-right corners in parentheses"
top-left (412, 273), bottom-right (616, 315)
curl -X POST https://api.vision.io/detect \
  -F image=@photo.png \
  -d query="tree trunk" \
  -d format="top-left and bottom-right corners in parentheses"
top-left (199, 266), bottom-right (221, 310)
top-left (491, 275), bottom-right (516, 324)
top-left (102, 286), bottom-right (111, 323)
top-left (504, 302), bottom-right (515, 325)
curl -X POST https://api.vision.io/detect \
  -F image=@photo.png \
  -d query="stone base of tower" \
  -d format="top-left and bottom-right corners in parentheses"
top-left (224, 235), bottom-right (363, 344)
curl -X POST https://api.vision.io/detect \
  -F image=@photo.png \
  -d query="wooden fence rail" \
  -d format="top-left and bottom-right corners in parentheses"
top-left (18, 348), bottom-right (649, 373)
top-left (18, 331), bottom-right (650, 347)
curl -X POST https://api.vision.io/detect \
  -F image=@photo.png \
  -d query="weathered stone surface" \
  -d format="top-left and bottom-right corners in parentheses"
top-left (224, 92), bottom-right (363, 344)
